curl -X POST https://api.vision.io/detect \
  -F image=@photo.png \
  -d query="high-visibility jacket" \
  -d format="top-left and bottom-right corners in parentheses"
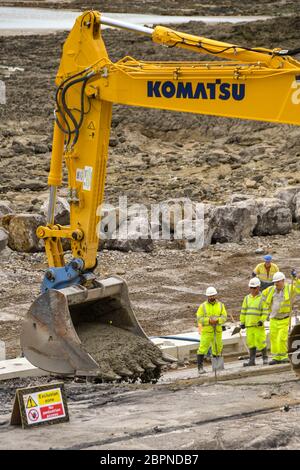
top-left (254, 262), bottom-right (279, 283)
top-left (240, 293), bottom-right (268, 327)
top-left (196, 301), bottom-right (227, 332)
top-left (262, 281), bottom-right (300, 319)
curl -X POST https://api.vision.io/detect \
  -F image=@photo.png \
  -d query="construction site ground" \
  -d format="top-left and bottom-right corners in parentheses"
top-left (0, 365), bottom-right (299, 450)
top-left (1, 0), bottom-right (300, 450)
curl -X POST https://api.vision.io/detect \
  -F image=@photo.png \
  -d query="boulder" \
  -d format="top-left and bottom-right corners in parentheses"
top-left (210, 199), bottom-right (258, 243)
top-left (98, 206), bottom-right (120, 240)
top-left (0, 228), bottom-right (8, 252)
top-left (294, 193), bottom-right (300, 223)
top-left (100, 214), bottom-right (153, 252)
top-left (174, 218), bottom-right (207, 250)
top-left (41, 197), bottom-right (70, 226)
top-left (0, 201), bottom-right (13, 219)
top-left (4, 213), bottom-right (45, 252)
top-left (253, 198), bottom-right (292, 236)
top-left (159, 198), bottom-right (198, 234)
top-left (275, 186), bottom-right (300, 221)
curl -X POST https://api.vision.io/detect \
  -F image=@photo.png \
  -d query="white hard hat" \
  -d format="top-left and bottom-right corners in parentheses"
top-left (249, 277), bottom-right (261, 288)
top-left (272, 272), bottom-right (285, 282)
top-left (206, 286), bottom-right (218, 296)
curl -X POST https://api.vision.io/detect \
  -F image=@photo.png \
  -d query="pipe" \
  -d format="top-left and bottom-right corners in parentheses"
top-left (100, 15), bottom-right (154, 36)
top-left (153, 336), bottom-right (200, 342)
top-left (47, 185), bottom-right (57, 225)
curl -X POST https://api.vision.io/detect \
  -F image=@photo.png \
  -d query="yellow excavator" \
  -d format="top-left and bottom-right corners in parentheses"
top-left (20, 11), bottom-right (300, 381)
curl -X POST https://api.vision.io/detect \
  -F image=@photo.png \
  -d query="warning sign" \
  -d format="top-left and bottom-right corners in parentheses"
top-left (76, 168), bottom-right (84, 182)
top-left (26, 395), bottom-right (38, 409)
top-left (83, 166), bottom-right (93, 191)
top-left (87, 120), bottom-right (96, 140)
top-left (87, 120), bottom-right (96, 130)
top-left (28, 409), bottom-right (39, 422)
top-left (10, 382), bottom-right (69, 429)
top-left (40, 403), bottom-right (64, 420)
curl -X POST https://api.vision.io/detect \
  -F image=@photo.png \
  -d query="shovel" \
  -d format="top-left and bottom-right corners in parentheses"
top-left (211, 325), bottom-right (224, 380)
top-left (231, 325), bottom-right (242, 336)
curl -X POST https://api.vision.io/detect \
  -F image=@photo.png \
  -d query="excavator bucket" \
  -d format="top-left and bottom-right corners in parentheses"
top-left (288, 323), bottom-right (300, 375)
top-left (20, 276), bottom-right (169, 382)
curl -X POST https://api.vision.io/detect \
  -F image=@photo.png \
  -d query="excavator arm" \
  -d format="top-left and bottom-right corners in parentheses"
top-left (20, 11), bottom-right (300, 380)
top-left (39, 11), bottom-right (300, 274)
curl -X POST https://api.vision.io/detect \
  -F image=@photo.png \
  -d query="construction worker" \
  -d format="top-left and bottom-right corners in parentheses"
top-left (263, 271), bottom-right (300, 365)
top-left (253, 254), bottom-right (279, 291)
top-left (196, 287), bottom-right (227, 374)
top-left (240, 277), bottom-right (269, 367)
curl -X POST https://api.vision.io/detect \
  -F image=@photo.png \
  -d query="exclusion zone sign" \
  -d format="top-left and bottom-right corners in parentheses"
top-left (10, 382), bottom-right (69, 428)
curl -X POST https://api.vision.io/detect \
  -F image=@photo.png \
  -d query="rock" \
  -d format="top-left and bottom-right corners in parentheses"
top-left (210, 199), bottom-right (258, 243)
top-left (255, 248), bottom-right (265, 254)
top-left (109, 137), bottom-right (118, 147)
top-left (41, 197), bottom-right (70, 225)
top-left (228, 193), bottom-right (252, 203)
top-left (0, 201), bottom-right (13, 218)
top-left (160, 198), bottom-right (198, 233)
top-left (275, 186), bottom-right (300, 220)
top-left (100, 215), bottom-right (153, 252)
top-left (0, 228), bottom-right (8, 252)
top-left (100, 237), bottom-right (153, 253)
top-left (259, 391), bottom-right (272, 399)
top-left (14, 180), bottom-right (46, 191)
top-left (33, 143), bottom-right (48, 154)
top-left (98, 206), bottom-right (120, 239)
top-left (253, 198), bottom-right (292, 236)
top-left (293, 192), bottom-right (300, 223)
top-left (11, 139), bottom-right (27, 154)
top-left (175, 218), bottom-right (206, 250)
top-left (4, 213), bottom-right (45, 252)
top-left (244, 178), bottom-right (257, 189)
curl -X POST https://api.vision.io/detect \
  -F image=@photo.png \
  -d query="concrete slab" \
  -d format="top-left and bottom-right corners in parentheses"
top-left (0, 358), bottom-right (49, 380)
top-left (152, 323), bottom-right (277, 361)
top-left (152, 327), bottom-right (247, 361)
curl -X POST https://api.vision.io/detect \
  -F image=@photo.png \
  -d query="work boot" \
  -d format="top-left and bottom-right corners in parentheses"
top-left (197, 354), bottom-right (206, 375)
top-left (261, 347), bottom-right (269, 365)
top-left (269, 357), bottom-right (289, 365)
top-left (269, 359), bottom-right (280, 365)
top-left (243, 347), bottom-right (256, 367)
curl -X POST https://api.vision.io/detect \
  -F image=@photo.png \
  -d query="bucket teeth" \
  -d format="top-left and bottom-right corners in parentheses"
top-left (152, 358), bottom-right (168, 366)
top-left (162, 353), bottom-right (177, 363)
top-left (115, 367), bottom-right (134, 377)
top-left (144, 361), bottom-right (156, 370)
top-left (100, 370), bottom-right (122, 381)
top-left (132, 364), bottom-right (145, 374)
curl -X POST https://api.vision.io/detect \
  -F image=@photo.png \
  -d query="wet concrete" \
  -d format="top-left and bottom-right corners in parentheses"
top-left (77, 322), bottom-right (163, 380)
